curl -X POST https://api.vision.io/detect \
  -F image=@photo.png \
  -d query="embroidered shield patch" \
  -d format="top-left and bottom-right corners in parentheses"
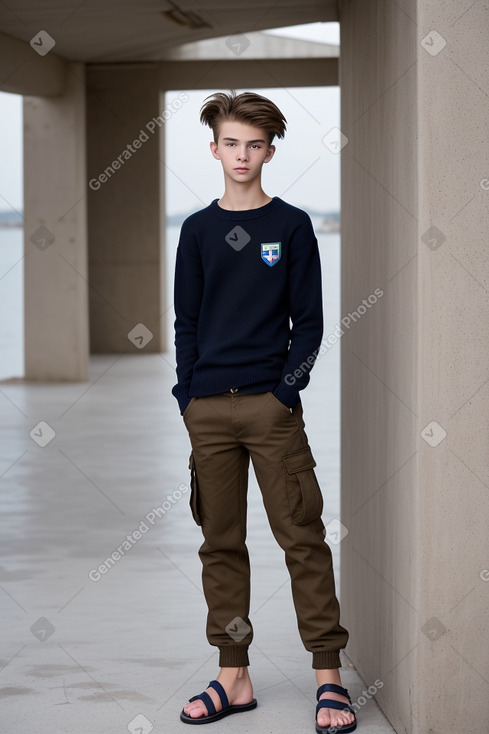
top-left (261, 242), bottom-right (281, 267)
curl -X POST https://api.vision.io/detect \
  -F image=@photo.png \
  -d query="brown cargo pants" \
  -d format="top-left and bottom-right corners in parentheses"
top-left (183, 390), bottom-right (349, 670)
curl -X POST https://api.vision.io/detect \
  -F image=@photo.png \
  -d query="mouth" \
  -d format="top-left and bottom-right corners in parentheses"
top-left (234, 167), bottom-right (249, 172)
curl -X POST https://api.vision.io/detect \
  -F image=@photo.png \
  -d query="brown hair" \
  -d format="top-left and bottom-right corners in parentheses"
top-left (200, 90), bottom-right (287, 145)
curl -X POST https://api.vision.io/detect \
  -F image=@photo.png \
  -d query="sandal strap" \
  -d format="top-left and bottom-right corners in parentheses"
top-left (188, 690), bottom-right (216, 716)
top-left (316, 683), bottom-right (352, 703)
top-left (207, 679), bottom-right (230, 710)
top-left (316, 699), bottom-right (355, 714)
top-left (187, 679), bottom-right (230, 716)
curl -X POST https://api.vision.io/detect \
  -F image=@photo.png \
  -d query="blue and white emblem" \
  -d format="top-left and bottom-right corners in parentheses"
top-left (261, 242), bottom-right (281, 267)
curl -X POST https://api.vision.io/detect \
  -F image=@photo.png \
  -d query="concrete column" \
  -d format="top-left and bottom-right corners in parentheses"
top-left (86, 65), bottom-right (166, 353)
top-left (339, 0), bottom-right (489, 731)
top-left (23, 62), bottom-right (89, 380)
top-left (415, 0), bottom-right (489, 729)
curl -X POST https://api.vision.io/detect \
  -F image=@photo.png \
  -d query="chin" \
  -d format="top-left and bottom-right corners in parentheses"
top-left (231, 172), bottom-right (254, 181)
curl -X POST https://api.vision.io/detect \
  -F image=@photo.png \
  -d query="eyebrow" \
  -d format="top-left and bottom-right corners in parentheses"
top-left (222, 137), bottom-right (267, 144)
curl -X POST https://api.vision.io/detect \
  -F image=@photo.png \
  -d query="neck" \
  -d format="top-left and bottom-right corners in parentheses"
top-left (218, 178), bottom-right (272, 211)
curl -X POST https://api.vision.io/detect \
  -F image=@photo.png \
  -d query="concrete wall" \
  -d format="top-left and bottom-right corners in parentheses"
top-left (86, 65), bottom-right (165, 353)
top-left (415, 0), bottom-right (489, 728)
top-left (339, 0), bottom-right (489, 731)
top-left (159, 58), bottom-right (338, 90)
top-left (23, 63), bottom-right (89, 380)
top-left (0, 30), bottom-right (65, 96)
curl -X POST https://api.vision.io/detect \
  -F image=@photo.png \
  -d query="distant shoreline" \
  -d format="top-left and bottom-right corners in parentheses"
top-left (0, 208), bottom-right (340, 231)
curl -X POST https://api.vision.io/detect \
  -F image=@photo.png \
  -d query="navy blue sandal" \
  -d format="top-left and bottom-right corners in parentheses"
top-left (315, 683), bottom-right (357, 733)
top-left (180, 679), bottom-right (257, 725)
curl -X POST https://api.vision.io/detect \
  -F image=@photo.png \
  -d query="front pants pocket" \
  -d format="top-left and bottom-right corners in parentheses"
top-left (283, 447), bottom-right (324, 525)
top-left (188, 452), bottom-right (202, 526)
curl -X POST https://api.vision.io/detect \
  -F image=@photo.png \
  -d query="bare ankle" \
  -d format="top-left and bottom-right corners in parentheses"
top-left (219, 666), bottom-right (249, 679)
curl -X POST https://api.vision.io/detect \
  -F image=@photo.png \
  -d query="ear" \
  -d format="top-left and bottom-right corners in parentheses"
top-left (264, 144), bottom-right (276, 163)
top-left (210, 141), bottom-right (221, 160)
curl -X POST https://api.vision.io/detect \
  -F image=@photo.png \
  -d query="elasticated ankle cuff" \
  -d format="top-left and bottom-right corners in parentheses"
top-left (312, 650), bottom-right (342, 669)
top-left (219, 645), bottom-right (250, 667)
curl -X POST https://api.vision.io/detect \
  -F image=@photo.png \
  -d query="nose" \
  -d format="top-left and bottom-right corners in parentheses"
top-left (237, 146), bottom-right (249, 162)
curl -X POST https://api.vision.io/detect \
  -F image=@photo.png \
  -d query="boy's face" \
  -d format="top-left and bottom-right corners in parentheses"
top-left (210, 120), bottom-right (275, 184)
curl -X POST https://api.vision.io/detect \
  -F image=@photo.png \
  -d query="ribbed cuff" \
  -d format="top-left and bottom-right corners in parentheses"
top-left (219, 645), bottom-right (250, 667)
top-left (272, 383), bottom-right (299, 409)
top-left (171, 383), bottom-right (191, 415)
top-left (312, 649), bottom-right (342, 669)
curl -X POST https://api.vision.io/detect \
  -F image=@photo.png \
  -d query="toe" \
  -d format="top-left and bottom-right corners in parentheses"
top-left (317, 689), bottom-right (356, 731)
top-left (317, 710), bottom-right (331, 728)
top-left (317, 706), bottom-right (355, 730)
top-left (183, 686), bottom-right (223, 720)
top-left (190, 706), bottom-right (206, 719)
top-left (184, 701), bottom-right (208, 719)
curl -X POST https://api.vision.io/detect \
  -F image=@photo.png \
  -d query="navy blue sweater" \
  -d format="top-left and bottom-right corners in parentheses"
top-left (172, 196), bottom-right (323, 415)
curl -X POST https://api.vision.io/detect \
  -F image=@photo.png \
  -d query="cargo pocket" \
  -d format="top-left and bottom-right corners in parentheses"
top-left (188, 452), bottom-right (202, 526)
top-left (283, 447), bottom-right (324, 525)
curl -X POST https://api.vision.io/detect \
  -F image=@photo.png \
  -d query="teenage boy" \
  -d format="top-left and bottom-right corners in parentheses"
top-left (172, 91), bottom-right (357, 733)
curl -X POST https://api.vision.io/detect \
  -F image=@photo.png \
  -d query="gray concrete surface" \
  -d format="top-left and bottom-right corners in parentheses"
top-left (339, 2), bottom-right (489, 731)
top-left (1, 354), bottom-right (395, 733)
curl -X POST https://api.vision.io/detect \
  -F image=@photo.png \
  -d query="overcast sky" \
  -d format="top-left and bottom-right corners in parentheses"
top-left (0, 22), bottom-right (340, 216)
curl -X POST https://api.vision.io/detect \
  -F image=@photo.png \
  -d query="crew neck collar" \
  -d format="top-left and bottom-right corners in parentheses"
top-left (210, 196), bottom-right (281, 220)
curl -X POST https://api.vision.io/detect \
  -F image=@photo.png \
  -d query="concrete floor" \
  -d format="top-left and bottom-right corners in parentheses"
top-left (1, 354), bottom-right (396, 733)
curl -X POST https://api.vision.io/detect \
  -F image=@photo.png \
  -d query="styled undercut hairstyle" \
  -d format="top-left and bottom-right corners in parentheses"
top-left (200, 90), bottom-right (287, 145)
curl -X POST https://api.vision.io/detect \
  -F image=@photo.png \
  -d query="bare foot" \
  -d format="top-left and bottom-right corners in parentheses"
top-left (183, 666), bottom-right (254, 720)
top-left (316, 668), bottom-right (356, 731)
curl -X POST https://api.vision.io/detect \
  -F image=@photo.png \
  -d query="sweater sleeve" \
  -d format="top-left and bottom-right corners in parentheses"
top-left (171, 221), bottom-right (203, 415)
top-left (272, 217), bottom-right (323, 408)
